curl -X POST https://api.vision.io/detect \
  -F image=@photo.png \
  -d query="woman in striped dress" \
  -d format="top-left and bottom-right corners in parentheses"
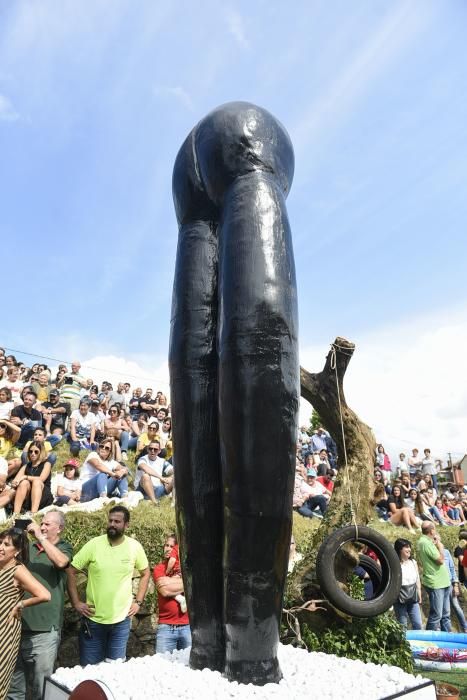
top-left (0, 527), bottom-right (50, 700)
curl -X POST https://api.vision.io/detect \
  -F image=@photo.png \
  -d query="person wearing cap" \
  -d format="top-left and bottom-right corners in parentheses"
top-left (8, 511), bottom-right (72, 700)
top-left (293, 468), bottom-right (329, 519)
top-left (53, 459), bottom-right (82, 506)
top-left (37, 390), bottom-right (70, 447)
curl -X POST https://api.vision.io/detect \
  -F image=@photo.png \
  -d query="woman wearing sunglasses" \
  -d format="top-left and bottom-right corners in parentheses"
top-left (79, 439), bottom-right (129, 502)
top-left (8, 441), bottom-right (53, 516)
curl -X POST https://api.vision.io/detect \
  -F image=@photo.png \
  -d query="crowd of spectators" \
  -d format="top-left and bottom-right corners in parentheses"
top-left (0, 349), bottom-right (173, 518)
top-left (371, 444), bottom-right (467, 532)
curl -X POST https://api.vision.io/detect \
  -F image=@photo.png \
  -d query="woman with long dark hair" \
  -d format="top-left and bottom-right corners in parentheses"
top-left (393, 538), bottom-right (422, 630)
top-left (11, 441), bottom-right (53, 515)
top-left (0, 527), bottom-right (50, 700)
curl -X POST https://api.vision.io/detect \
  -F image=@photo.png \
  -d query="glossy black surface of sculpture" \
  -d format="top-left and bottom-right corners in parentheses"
top-left (169, 101), bottom-right (299, 685)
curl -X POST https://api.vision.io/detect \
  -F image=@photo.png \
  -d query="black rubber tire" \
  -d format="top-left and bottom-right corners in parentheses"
top-left (316, 525), bottom-right (401, 618)
top-left (358, 553), bottom-right (383, 596)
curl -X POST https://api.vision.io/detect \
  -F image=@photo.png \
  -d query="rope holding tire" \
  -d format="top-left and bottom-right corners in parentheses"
top-left (316, 525), bottom-right (401, 618)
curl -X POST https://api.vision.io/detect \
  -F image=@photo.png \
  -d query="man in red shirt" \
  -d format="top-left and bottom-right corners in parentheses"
top-left (153, 534), bottom-right (191, 653)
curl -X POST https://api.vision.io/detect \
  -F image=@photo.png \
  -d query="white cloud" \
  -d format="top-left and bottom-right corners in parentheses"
top-left (153, 85), bottom-right (194, 111)
top-left (224, 7), bottom-right (249, 49)
top-left (0, 93), bottom-right (20, 121)
top-left (300, 302), bottom-right (467, 465)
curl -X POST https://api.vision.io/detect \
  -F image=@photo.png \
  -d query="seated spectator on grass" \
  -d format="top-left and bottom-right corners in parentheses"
top-left (10, 440), bottom-right (53, 515)
top-left (68, 398), bottom-right (97, 457)
top-left (129, 413), bottom-right (148, 451)
top-left (104, 404), bottom-right (131, 461)
top-left (0, 416), bottom-right (21, 460)
top-left (316, 468), bottom-right (335, 494)
top-left (159, 417), bottom-right (172, 459)
top-left (421, 488), bottom-right (445, 525)
top-left (135, 440), bottom-right (173, 504)
top-left (374, 468), bottom-right (391, 493)
top-left (128, 388), bottom-right (143, 422)
top-left (10, 390), bottom-right (43, 448)
top-left (136, 421), bottom-right (160, 456)
top-left (31, 371), bottom-right (53, 403)
top-left (372, 484), bottom-right (419, 531)
top-left (400, 472), bottom-right (412, 497)
top-left (442, 495), bottom-right (466, 524)
top-left (139, 388), bottom-right (157, 418)
top-left (0, 364), bottom-right (24, 403)
top-left (38, 388), bottom-right (70, 446)
top-left (293, 468), bottom-right (329, 519)
top-left (8, 427), bottom-right (58, 480)
top-left (422, 473), bottom-right (437, 497)
top-left (89, 398), bottom-right (105, 439)
top-left (0, 386), bottom-right (14, 418)
top-left (54, 458), bottom-right (82, 506)
top-left (80, 439), bottom-right (129, 502)
top-left (108, 382), bottom-right (128, 411)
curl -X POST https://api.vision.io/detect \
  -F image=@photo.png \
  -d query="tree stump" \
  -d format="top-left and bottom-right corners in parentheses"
top-left (287, 337), bottom-right (377, 606)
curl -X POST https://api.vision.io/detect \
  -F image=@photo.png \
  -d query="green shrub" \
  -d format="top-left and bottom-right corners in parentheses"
top-left (300, 611), bottom-right (414, 673)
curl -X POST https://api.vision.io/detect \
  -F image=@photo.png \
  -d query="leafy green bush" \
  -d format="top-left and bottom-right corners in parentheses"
top-left (300, 612), bottom-right (414, 673)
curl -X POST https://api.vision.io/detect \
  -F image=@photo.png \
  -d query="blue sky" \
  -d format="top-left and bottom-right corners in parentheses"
top-left (1, 1), bottom-right (466, 459)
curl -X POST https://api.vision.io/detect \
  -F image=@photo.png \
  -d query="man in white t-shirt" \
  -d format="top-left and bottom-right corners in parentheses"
top-left (297, 468), bottom-right (329, 518)
top-left (135, 440), bottom-right (173, 503)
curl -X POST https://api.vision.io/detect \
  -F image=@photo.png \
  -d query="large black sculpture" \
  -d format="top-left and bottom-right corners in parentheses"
top-left (169, 101), bottom-right (299, 685)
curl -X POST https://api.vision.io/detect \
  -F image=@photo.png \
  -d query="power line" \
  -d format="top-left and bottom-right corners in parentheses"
top-left (3, 346), bottom-right (170, 388)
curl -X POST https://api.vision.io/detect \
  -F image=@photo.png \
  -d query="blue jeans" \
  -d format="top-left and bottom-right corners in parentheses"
top-left (8, 628), bottom-right (60, 700)
top-left (79, 617), bottom-right (131, 665)
top-left (46, 434), bottom-right (62, 448)
top-left (128, 436), bottom-right (138, 450)
top-left (17, 421), bottom-right (43, 449)
top-left (393, 601), bottom-right (422, 630)
top-left (156, 624), bottom-right (191, 653)
top-left (450, 587), bottom-right (467, 632)
top-left (428, 506), bottom-right (445, 525)
top-left (107, 476), bottom-right (128, 498)
top-left (137, 483), bottom-right (166, 500)
top-left (119, 431), bottom-right (129, 452)
top-left (425, 585), bottom-right (451, 631)
top-left (297, 495), bottom-right (327, 518)
top-left (81, 473), bottom-right (109, 501)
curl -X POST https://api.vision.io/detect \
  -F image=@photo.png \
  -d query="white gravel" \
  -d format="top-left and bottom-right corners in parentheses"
top-left (52, 644), bottom-right (424, 700)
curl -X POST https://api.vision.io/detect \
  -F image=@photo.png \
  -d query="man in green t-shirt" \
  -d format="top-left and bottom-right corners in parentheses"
top-left (67, 505), bottom-right (150, 665)
top-left (416, 521), bottom-right (451, 631)
top-left (8, 511), bottom-right (72, 700)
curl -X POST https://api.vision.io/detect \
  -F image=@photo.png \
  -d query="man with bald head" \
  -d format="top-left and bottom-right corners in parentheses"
top-left (8, 511), bottom-right (72, 700)
top-left (58, 360), bottom-right (87, 412)
top-left (416, 521), bottom-right (451, 632)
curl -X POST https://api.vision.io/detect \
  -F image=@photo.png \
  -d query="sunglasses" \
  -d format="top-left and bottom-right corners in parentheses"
top-left (100, 445), bottom-right (112, 451)
top-left (147, 447), bottom-right (160, 451)
top-left (29, 449), bottom-right (40, 455)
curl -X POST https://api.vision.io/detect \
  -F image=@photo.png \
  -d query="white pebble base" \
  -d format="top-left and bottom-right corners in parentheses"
top-left (51, 644), bottom-right (428, 700)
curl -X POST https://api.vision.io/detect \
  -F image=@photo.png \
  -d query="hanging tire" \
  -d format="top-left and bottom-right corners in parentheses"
top-left (316, 525), bottom-right (401, 618)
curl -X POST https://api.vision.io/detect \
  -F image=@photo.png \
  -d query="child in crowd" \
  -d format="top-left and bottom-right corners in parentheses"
top-left (165, 541), bottom-right (187, 613)
top-left (54, 459), bottom-right (82, 506)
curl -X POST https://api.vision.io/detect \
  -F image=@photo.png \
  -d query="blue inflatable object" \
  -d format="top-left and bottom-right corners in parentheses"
top-left (406, 630), bottom-right (467, 644)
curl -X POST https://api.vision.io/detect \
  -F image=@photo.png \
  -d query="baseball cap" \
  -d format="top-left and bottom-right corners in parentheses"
top-left (307, 468), bottom-right (317, 477)
top-left (50, 389), bottom-right (59, 397)
top-left (64, 458), bottom-right (80, 469)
